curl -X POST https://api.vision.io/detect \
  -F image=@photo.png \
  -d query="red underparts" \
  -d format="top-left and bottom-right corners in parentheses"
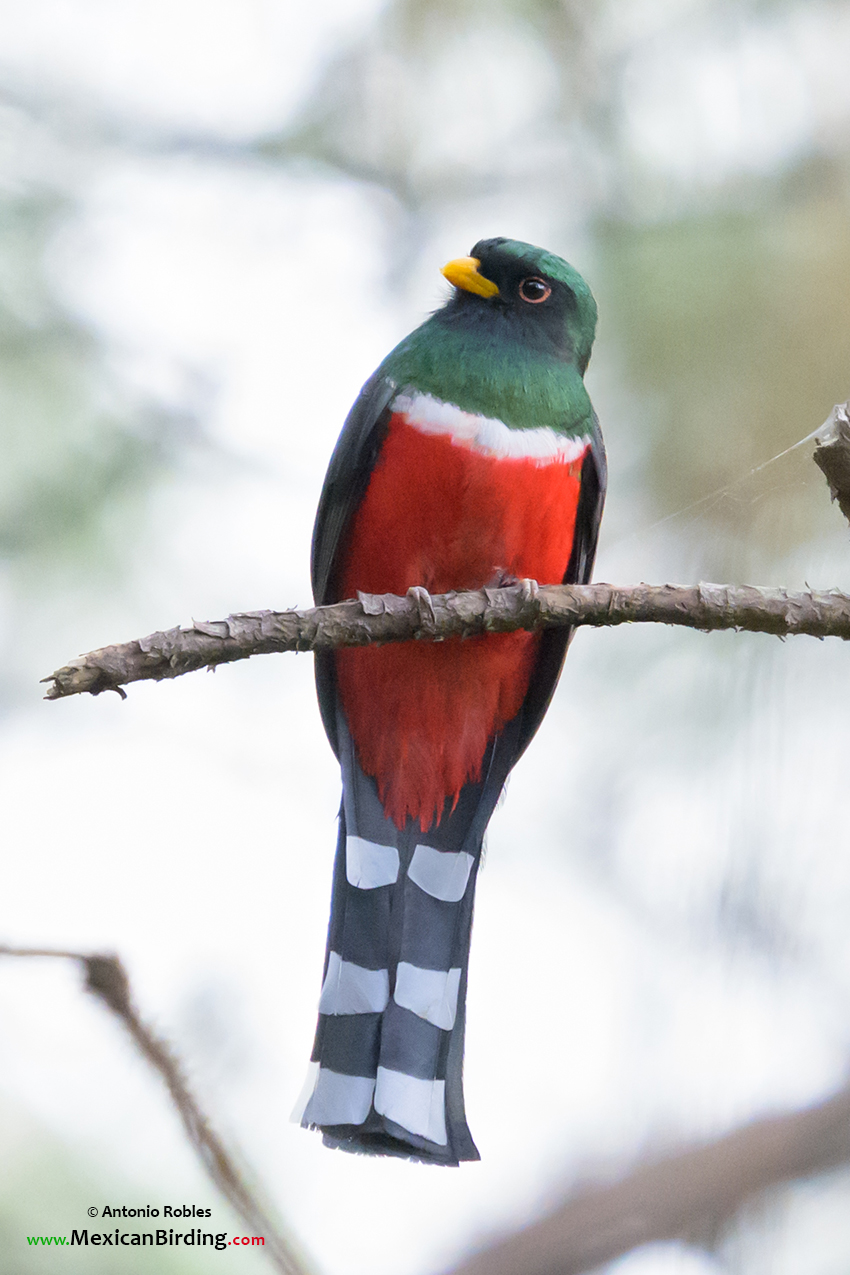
top-left (336, 413), bottom-right (586, 830)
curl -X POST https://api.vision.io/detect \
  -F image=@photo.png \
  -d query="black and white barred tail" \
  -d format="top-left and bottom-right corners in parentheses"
top-left (293, 712), bottom-right (520, 1164)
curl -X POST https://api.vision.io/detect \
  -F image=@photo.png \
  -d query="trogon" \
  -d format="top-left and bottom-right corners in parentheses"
top-left (294, 238), bottom-right (606, 1164)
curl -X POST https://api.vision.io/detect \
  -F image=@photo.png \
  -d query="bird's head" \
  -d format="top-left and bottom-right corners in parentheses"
top-left (440, 237), bottom-right (597, 375)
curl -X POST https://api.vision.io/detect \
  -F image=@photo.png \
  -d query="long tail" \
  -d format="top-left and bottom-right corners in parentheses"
top-left (295, 713), bottom-right (517, 1165)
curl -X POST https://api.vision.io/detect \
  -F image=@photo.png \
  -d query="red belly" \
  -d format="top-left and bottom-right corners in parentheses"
top-left (336, 414), bottom-right (585, 830)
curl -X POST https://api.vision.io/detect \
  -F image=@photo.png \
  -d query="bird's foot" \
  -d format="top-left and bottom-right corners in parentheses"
top-left (407, 585), bottom-right (438, 635)
top-left (486, 572), bottom-right (540, 604)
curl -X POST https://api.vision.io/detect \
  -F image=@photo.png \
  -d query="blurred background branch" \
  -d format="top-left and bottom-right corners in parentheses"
top-left (0, 944), bottom-right (311, 1275)
top-left (447, 1085), bottom-right (850, 1275)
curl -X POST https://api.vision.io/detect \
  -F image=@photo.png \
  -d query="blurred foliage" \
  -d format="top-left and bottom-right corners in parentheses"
top-left (0, 185), bottom-right (189, 581)
top-left (262, 0), bottom-right (611, 213)
top-left (595, 160), bottom-right (850, 578)
top-left (264, 0), bottom-right (796, 212)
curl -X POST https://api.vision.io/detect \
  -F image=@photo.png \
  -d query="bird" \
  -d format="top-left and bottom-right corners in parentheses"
top-left (294, 237), bottom-right (606, 1165)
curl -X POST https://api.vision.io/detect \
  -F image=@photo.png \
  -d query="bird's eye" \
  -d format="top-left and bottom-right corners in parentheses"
top-left (518, 276), bottom-right (551, 304)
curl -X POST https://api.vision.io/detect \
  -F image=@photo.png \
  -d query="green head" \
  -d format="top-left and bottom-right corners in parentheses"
top-left (442, 237), bottom-right (598, 374)
top-left (381, 238), bottom-right (598, 435)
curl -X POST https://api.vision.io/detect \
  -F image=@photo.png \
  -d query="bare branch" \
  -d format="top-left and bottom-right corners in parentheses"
top-left (814, 402), bottom-right (850, 525)
top-left (0, 944), bottom-right (315, 1275)
top-left (42, 581), bottom-right (850, 701)
top-left (447, 1086), bottom-right (850, 1275)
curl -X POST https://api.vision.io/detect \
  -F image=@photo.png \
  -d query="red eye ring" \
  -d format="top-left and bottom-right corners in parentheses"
top-left (519, 276), bottom-right (551, 304)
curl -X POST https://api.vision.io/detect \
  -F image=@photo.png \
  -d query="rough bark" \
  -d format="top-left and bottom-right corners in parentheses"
top-left (42, 581), bottom-right (850, 701)
top-left (813, 402), bottom-right (850, 524)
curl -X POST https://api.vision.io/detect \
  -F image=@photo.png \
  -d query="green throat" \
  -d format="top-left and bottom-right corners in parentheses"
top-left (381, 323), bottom-right (594, 436)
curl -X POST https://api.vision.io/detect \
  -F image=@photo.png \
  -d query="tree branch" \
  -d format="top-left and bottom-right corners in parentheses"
top-left (42, 581), bottom-right (850, 701)
top-left (0, 944), bottom-right (314, 1275)
top-left (446, 1085), bottom-right (850, 1275)
top-left (813, 401), bottom-right (850, 523)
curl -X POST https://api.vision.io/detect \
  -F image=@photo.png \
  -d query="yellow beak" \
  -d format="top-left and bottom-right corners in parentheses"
top-left (440, 256), bottom-right (499, 298)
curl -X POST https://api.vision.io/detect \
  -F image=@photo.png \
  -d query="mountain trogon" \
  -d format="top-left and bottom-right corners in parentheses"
top-left (295, 237), bottom-right (606, 1164)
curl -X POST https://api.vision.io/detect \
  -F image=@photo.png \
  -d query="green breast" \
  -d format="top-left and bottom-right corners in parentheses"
top-left (380, 317), bottom-right (594, 437)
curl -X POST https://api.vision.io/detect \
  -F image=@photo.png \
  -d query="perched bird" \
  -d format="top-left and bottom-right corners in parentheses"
top-left (295, 238), bottom-right (606, 1164)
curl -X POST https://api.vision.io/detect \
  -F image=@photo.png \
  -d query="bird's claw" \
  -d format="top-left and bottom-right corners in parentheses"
top-left (407, 585), bottom-right (437, 634)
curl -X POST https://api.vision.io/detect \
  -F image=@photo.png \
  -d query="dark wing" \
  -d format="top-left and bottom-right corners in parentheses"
top-left (311, 372), bottom-right (397, 756)
top-left (510, 409), bottom-right (607, 762)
